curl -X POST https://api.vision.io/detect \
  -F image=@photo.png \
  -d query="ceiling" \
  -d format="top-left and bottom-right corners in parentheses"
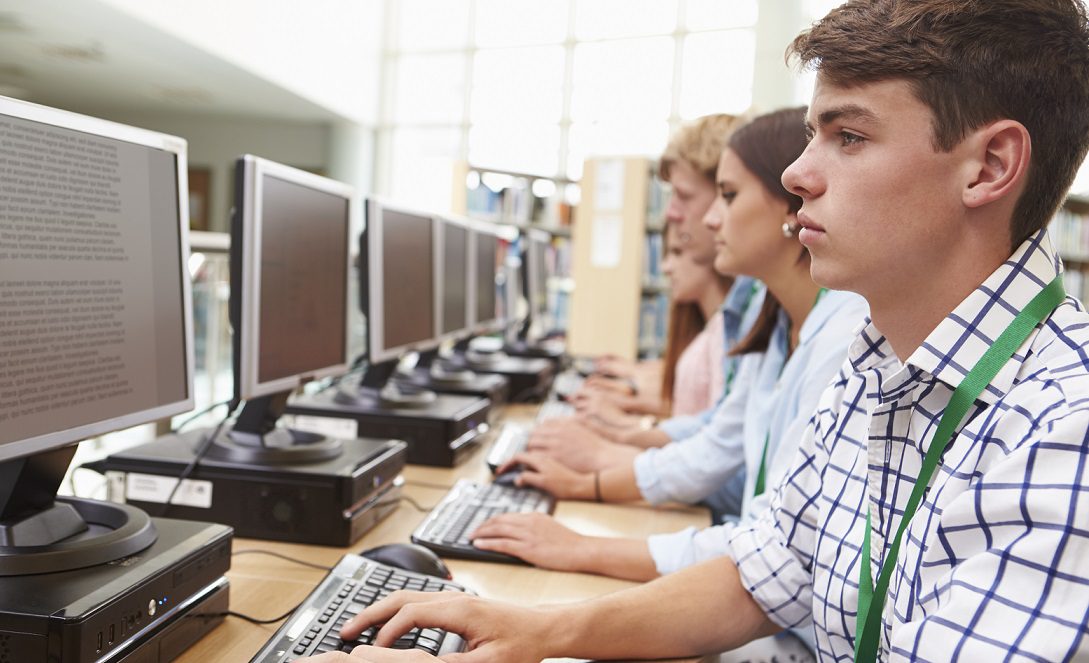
top-left (0, 0), bottom-right (344, 121)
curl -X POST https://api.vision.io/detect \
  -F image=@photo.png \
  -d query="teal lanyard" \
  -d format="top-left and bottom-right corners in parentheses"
top-left (854, 276), bottom-right (1066, 662)
top-left (753, 288), bottom-right (827, 497)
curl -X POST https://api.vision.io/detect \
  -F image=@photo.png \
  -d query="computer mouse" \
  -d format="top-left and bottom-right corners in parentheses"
top-left (360, 543), bottom-right (452, 579)
top-left (492, 469), bottom-right (522, 487)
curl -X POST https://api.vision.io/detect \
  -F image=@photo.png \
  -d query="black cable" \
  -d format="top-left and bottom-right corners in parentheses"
top-left (158, 401), bottom-right (240, 517)
top-left (376, 495), bottom-right (433, 513)
top-left (171, 398), bottom-right (233, 433)
top-left (222, 605), bottom-right (304, 625)
top-left (232, 549), bottom-right (335, 571)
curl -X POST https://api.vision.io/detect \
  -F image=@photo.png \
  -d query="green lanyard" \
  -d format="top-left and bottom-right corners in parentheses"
top-left (753, 287), bottom-right (827, 497)
top-left (854, 276), bottom-right (1065, 662)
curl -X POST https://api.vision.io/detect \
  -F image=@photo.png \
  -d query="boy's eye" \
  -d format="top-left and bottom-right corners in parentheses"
top-left (840, 131), bottom-right (865, 147)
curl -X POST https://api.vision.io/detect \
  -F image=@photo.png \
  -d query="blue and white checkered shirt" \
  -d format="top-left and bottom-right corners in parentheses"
top-left (728, 229), bottom-right (1089, 661)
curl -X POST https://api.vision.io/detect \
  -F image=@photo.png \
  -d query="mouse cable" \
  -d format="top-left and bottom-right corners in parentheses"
top-left (402, 479), bottom-right (454, 491)
top-left (376, 495), bottom-right (434, 513)
top-left (232, 549), bottom-right (334, 571)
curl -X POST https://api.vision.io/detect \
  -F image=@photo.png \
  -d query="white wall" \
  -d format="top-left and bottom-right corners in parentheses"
top-left (105, 110), bottom-right (332, 233)
top-left (95, 0), bottom-right (385, 125)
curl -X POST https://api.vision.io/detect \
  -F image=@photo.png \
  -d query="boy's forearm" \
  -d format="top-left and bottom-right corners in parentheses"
top-left (548, 556), bottom-right (780, 660)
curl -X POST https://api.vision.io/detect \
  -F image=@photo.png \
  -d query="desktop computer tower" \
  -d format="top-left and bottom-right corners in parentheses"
top-left (87, 436), bottom-right (407, 546)
top-left (0, 518), bottom-right (232, 663)
top-left (285, 389), bottom-right (490, 468)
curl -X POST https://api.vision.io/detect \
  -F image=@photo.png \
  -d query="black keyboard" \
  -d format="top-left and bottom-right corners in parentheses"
top-left (249, 554), bottom-right (469, 662)
top-left (411, 479), bottom-right (555, 564)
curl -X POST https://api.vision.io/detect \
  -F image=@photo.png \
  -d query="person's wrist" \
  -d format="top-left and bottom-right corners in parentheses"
top-left (575, 471), bottom-right (597, 501)
top-left (544, 603), bottom-right (591, 658)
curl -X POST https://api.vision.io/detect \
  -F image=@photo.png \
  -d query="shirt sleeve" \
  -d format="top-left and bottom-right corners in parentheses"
top-left (633, 357), bottom-right (753, 505)
top-left (887, 408), bottom-right (1089, 661)
top-left (657, 410), bottom-right (711, 440)
top-left (727, 370), bottom-right (847, 630)
top-left (646, 520), bottom-right (740, 575)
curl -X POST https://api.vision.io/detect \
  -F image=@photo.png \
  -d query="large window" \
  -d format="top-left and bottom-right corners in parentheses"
top-left (380, 0), bottom-right (759, 202)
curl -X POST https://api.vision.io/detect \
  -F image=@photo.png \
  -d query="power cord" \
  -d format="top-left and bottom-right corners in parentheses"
top-left (158, 401), bottom-right (239, 517)
top-left (171, 398), bottom-right (233, 433)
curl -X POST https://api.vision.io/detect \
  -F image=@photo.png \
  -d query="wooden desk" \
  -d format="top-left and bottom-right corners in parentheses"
top-left (175, 406), bottom-right (714, 663)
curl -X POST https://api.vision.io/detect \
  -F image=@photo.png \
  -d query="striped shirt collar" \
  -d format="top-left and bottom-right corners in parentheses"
top-left (847, 228), bottom-right (1062, 406)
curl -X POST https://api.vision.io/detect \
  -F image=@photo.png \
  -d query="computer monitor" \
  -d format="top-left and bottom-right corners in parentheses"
top-left (524, 228), bottom-right (553, 333)
top-left (223, 155), bottom-right (354, 460)
top-left (436, 215), bottom-right (471, 343)
top-left (469, 223), bottom-right (502, 334)
top-left (0, 96), bottom-right (194, 575)
top-left (363, 199), bottom-right (440, 365)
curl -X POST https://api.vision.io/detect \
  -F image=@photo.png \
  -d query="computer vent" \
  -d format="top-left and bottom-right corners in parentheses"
top-left (0, 633), bottom-right (10, 663)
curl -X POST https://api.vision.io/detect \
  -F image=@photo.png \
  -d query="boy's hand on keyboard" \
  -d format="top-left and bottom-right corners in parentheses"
top-left (497, 452), bottom-right (595, 500)
top-left (470, 512), bottom-right (588, 571)
top-left (338, 591), bottom-right (553, 663)
top-left (302, 648), bottom-right (436, 661)
top-left (527, 419), bottom-right (638, 473)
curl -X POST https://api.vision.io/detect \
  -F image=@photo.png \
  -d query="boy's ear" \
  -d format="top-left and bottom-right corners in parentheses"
top-left (963, 119), bottom-right (1031, 209)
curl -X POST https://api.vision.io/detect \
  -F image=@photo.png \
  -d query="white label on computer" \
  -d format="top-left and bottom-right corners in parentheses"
top-left (125, 473), bottom-right (213, 508)
top-left (288, 415), bottom-right (358, 440)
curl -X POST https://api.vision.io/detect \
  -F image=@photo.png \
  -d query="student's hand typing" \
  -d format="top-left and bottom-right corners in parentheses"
top-left (593, 355), bottom-right (637, 379)
top-left (470, 512), bottom-right (589, 571)
top-left (496, 451), bottom-right (595, 500)
top-left (301, 649), bottom-right (436, 661)
top-left (526, 419), bottom-right (637, 473)
top-left (333, 591), bottom-right (554, 663)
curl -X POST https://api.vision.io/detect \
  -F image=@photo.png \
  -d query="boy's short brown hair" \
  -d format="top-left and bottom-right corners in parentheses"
top-left (789, 0), bottom-right (1089, 248)
top-left (658, 114), bottom-right (740, 184)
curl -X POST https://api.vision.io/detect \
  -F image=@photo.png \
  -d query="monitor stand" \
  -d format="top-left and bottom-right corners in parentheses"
top-left (285, 358), bottom-right (491, 467)
top-left (450, 338), bottom-right (556, 403)
top-left (0, 446), bottom-right (157, 576)
top-left (204, 392), bottom-right (343, 465)
top-left (392, 349), bottom-right (511, 410)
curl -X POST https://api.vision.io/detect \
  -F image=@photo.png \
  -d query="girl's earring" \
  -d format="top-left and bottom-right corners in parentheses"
top-left (782, 221), bottom-right (799, 238)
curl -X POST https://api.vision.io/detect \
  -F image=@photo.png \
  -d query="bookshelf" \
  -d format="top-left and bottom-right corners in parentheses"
top-left (1050, 196), bottom-right (1089, 303)
top-left (568, 156), bottom-right (670, 360)
top-left (451, 162), bottom-right (576, 332)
